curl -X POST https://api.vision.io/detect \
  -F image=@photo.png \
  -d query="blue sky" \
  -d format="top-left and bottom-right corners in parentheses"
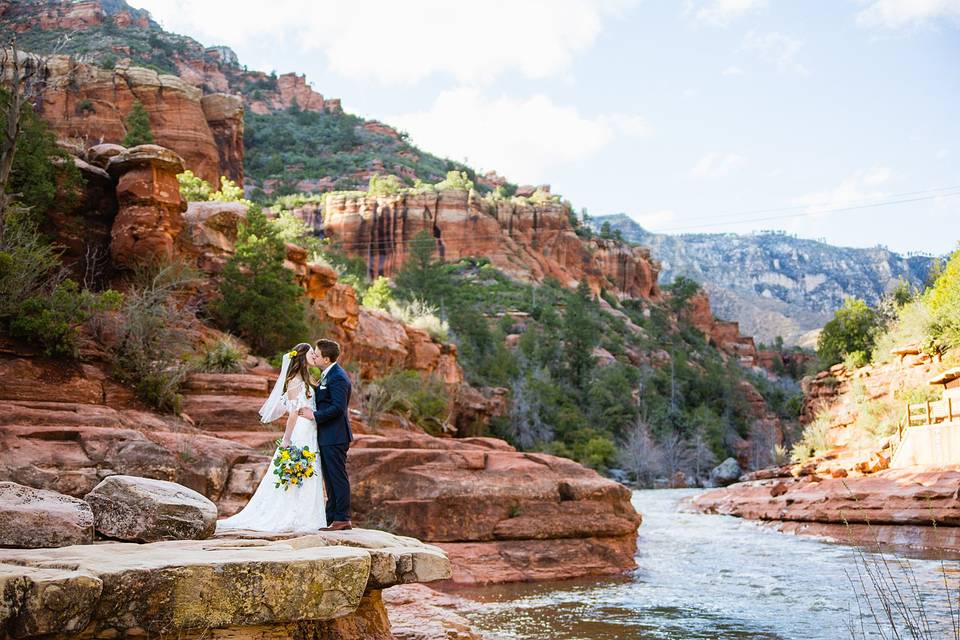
top-left (132, 0), bottom-right (959, 255)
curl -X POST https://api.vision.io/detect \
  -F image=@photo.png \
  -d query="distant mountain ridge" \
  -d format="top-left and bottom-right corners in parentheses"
top-left (591, 214), bottom-right (935, 346)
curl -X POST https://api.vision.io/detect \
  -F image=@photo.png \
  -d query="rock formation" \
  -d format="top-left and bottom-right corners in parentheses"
top-left (349, 434), bottom-right (641, 584)
top-left (0, 515), bottom-right (452, 640)
top-left (84, 475), bottom-right (218, 542)
top-left (684, 291), bottom-right (758, 364)
top-left (107, 145), bottom-right (187, 269)
top-left (23, 53), bottom-right (238, 186)
top-left (0, 483), bottom-right (94, 548)
top-left (320, 190), bottom-right (661, 300)
top-left (200, 93), bottom-right (245, 184)
top-left (689, 468), bottom-right (960, 526)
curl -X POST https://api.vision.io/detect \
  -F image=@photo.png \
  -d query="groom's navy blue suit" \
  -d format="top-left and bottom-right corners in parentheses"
top-left (311, 362), bottom-right (353, 523)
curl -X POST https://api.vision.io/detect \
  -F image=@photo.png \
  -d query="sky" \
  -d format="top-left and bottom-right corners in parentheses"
top-left (129, 0), bottom-right (960, 255)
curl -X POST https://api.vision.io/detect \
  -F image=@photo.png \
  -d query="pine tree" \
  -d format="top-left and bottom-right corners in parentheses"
top-left (394, 230), bottom-right (450, 302)
top-left (213, 206), bottom-right (308, 354)
top-left (563, 280), bottom-right (599, 395)
top-left (122, 100), bottom-right (154, 147)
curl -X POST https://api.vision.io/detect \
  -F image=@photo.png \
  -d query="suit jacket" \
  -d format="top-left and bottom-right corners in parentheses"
top-left (312, 362), bottom-right (353, 446)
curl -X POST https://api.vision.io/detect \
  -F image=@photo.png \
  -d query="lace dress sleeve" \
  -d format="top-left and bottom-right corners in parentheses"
top-left (285, 378), bottom-right (305, 413)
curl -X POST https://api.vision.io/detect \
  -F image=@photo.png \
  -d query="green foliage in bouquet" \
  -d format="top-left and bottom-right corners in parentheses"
top-left (272, 441), bottom-right (318, 490)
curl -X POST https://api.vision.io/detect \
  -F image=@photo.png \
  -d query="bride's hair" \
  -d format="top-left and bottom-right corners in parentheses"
top-left (284, 342), bottom-right (314, 398)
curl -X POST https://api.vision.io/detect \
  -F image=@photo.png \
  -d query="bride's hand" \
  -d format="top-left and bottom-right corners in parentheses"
top-left (281, 436), bottom-right (292, 448)
top-left (297, 407), bottom-right (314, 420)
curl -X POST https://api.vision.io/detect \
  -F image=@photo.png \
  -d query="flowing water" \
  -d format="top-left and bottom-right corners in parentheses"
top-left (453, 489), bottom-right (960, 639)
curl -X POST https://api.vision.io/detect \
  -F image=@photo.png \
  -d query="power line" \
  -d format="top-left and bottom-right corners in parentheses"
top-left (645, 184), bottom-right (960, 226)
top-left (653, 189), bottom-right (960, 233)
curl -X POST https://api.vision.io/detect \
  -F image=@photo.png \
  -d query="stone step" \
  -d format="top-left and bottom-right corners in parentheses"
top-left (181, 373), bottom-right (270, 397)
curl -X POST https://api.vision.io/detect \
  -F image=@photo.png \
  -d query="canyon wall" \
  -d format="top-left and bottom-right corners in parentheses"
top-left (321, 190), bottom-right (661, 301)
top-left (27, 55), bottom-right (242, 186)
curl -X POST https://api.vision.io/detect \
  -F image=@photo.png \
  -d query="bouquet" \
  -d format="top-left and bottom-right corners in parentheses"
top-left (272, 440), bottom-right (317, 490)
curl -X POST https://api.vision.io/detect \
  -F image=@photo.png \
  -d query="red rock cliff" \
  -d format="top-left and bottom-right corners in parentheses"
top-left (24, 54), bottom-right (239, 186)
top-left (321, 190), bottom-right (661, 301)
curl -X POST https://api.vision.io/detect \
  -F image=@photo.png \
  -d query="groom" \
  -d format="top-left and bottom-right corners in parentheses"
top-left (301, 338), bottom-right (353, 531)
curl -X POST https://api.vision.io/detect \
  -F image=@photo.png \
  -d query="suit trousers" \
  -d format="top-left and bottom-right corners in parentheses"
top-left (318, 443), bottom-right (350, 523)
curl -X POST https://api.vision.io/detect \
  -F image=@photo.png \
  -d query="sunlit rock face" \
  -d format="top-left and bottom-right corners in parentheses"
top-left (320, 190), bottom-right (661, 301)
top-left (0, 522), bottom-right (452, 640)
top-left (20, 53), bottom-right (234, 186)
top-left (349, 434), bottom-right (642, 584)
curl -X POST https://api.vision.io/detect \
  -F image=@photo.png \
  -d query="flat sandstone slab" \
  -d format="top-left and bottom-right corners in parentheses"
top-left (686, 468), bottom-right (960, 526)
top-left (0, 529), bottom-right (452, 639)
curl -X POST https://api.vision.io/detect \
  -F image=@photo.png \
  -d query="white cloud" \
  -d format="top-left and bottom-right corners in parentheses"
top-left (791, 167), bottom-right (893, 214)
top-left (683, 0), bottom-right (767, 25)
top-left (630, 210), bottom-right (676, 229)
top-left (722, 65), bottom-right (745, 76)
top-left (387, 87), bottom-right (650, 183)
top-left (743, 30), bottom-right (808, 74)
top-left (856, 0), bottom-right (960, 29)
top-left (131, 0), bottom-right (638, 85)
top-left (691, 152), bottom-right (746, 178)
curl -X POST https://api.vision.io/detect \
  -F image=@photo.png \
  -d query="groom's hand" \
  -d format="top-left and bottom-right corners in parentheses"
top-left (298, 407), bottom-right (314, 420)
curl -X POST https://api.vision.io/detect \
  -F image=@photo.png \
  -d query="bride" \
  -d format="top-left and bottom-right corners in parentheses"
top-left (218, 342), bottom-right (326, 533)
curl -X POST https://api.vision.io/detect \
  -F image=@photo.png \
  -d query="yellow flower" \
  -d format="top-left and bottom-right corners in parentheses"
top-left (287, 349), bottom-right (298, 358)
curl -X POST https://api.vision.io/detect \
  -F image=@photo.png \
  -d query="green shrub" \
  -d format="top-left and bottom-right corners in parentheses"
top-left (925, 248), bottom-right (960, 350)
top-left (194, 335), bottom-right (247, 373)
top-left (0, 208), bottom-right (61, 318)
top-left (10, 279), bottom-right (121, 357)
top-left (178, 171), bottom-right (250, 204)
top-left (104, 262), bottom-right (199, 413)
top-left (386, 299), bottom-right (448, 342)
top-left (213, 206), bottom-right (309, 354)
top-left (367, 370), bottom-right (449, 435)
top-left (122, 100), bottom-right (154, 147)
top-left (361, 276), bottom-right (393, 310)
top-left (434, 170), bottom-right (473, 191)
top-left (3, 89), bottom-right (81, 218)
top-left (789, 414), bottom-right (833, 463)
top-left (367, 174), bottom-right (403, 196)
top-left (817, 298), bottom-right (879, 367)
top-left (843, 349), bottom-right (870, 370)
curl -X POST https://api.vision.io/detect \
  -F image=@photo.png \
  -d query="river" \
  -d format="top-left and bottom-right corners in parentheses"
top-left (452, 489), bottom-right (960, 639)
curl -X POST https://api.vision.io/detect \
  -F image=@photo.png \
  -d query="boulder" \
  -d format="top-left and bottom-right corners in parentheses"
top-left (84, 475), bottom-right (218, 542)
top-left (0, 483), bottom-right (93, 548)
top-left (709, 457), bottom-right (742, 487)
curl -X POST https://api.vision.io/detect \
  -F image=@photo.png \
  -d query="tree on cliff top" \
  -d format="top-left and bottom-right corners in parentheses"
top-left (213, 205), bottom-right (308, 354)
top-left (122, 101), bottom-right (154, 147)
top-left (816, 297), bottom-right (879, 367)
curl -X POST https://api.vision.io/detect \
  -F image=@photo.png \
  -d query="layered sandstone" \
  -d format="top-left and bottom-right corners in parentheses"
top-left (320, 190), bottom-right (661, 300)
top-left (24, 53), bottom-right (236, 186)
top-left (0, 526), bottom-right (452, 640)
top-left (685, 291), bottom-right (758, 364)
top-left (350, 434), bottom-right (641, 584)
top-left (687, 468), bottom-right (960, 527)
top-left (107, 145), bottom-right (187, 268)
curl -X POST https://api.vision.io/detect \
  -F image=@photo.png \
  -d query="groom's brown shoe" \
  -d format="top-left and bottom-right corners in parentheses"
top-left (321, 520), bottom-right (353, 531)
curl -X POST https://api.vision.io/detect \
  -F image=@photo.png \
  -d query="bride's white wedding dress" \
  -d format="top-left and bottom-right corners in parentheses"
top-left (218, 377), bottom-right (326, 533)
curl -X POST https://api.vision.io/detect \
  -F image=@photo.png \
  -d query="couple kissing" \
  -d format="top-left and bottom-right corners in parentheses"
top-left (218, 339), bottom-right (354, 534)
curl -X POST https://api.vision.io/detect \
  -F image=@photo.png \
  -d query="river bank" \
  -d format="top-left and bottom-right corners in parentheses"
top-left (443, 489), bottom-right (960, 640)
